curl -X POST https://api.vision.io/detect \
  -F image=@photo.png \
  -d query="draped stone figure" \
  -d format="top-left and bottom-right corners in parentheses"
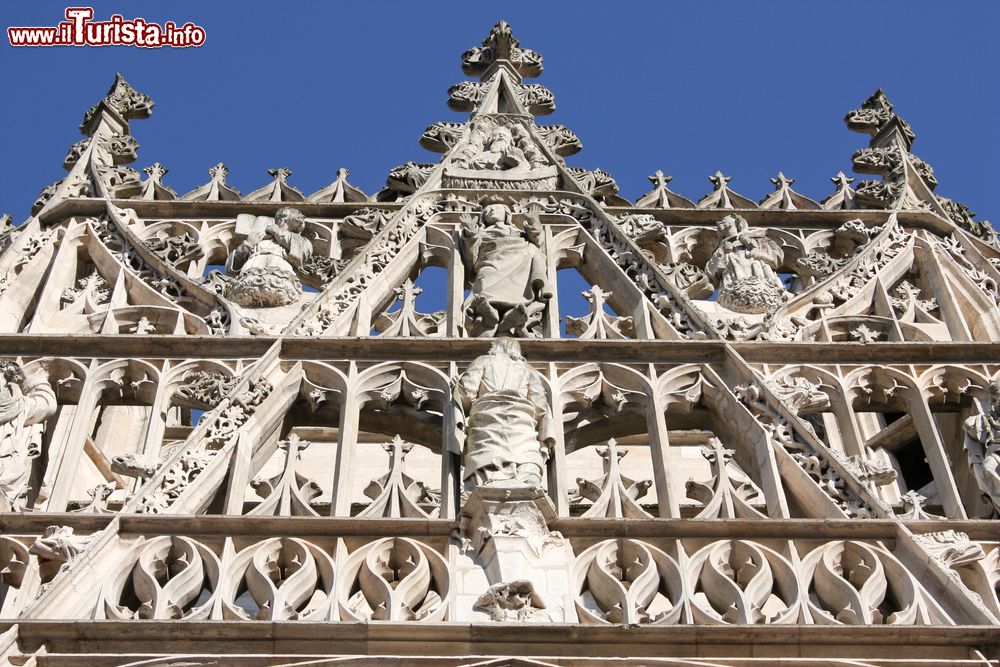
top-left (461, 204), bottom-right (552, 337)
top-left (706, 213), bottom-right (788, 314)
top-left (0, 361), bottom-right (57, 511)
top-left (455, 121), bottom-right (546, 174)
top-left (451, 338), bottom-right (555, 489)
top-left (963, 379), bottom-right (1000, 516)
top-left (225, 207), bottom-right (313, 307)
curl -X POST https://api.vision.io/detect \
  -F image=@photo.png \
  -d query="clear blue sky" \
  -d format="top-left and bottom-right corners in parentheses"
top-left (2, 1), bottom-right (998, 226)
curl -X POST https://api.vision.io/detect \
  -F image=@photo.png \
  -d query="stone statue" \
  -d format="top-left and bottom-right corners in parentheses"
top-left (452, 338), bottom-right (555, 489)
top-left (454, 119), bottom-right (546, 174)
top-left (963, 379), bottom-right (1000, 515)
top-left (461, 204), bottom-right (552, 337)
top-left (705, 213), bottom-right (787, 314)
top-left (225, 207), bottom-right (313, 307)
top-left (0, 361), bottom-right (57, 511)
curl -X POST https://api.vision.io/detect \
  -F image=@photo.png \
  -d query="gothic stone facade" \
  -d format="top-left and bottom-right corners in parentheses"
top-left (0, 22), bottom-right (999, 667)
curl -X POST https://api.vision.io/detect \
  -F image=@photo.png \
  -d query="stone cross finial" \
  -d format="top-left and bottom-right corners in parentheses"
top-left (143, 163), bottom-right (168, 181)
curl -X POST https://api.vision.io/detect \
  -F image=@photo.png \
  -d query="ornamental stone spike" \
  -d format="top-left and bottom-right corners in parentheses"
top-left (461, 20), bottom-right (544, 81)
top-left (635, 170), bottom-right (695, 209)
top-left (1, 20), bottom-right (999, 665)
top-left (79, 73), bottom-right (154, 136)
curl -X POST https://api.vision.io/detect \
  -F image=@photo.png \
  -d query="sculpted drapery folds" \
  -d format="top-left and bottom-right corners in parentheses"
top-left (0, 361), bottom-right (56, 511)
top-left (461, 204), bottom-right (552, 338)
top-left (453, 118), bottom-right (547, 175)
top-left (225, 207), bottom-right (314, 308)
top-left (451, 338), bottom-right (555, 489)
top-left (963, 379), bottom-right (1000, 516)
top-left (706, 213), bottom-right (788, 314)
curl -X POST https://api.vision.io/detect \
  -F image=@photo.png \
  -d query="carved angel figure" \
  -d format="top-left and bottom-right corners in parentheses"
top-left (462, 204), bottom-right (552, 337)
top-left (452, 338), bottom-right (555, 490)
top-left (706, 214), bottom-right (788, 314)
top-left (225, 207), bottom-right (313, 307)
top-left (0, 361), bottom-right (57, 511)
top-left (963, 379), bottom-right (1000, 516)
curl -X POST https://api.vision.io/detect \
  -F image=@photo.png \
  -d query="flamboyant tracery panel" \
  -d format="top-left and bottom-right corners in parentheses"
top-left (0, 19), bottom-right (998, 667)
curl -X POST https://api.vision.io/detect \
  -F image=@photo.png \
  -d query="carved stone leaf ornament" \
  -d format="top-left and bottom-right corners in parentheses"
top-left (360, 436), bottom-right (438, 519)
top-left (221, 537), bottom-right (334, 621)
top-left (103, 536), bottom-right (219, 620)
top-left (339, 538), bottom-right (449, 622)
top-left (573, 539), bottom-right (684, 625)
top-left (575, 439), bottom-right (652, 519)
top-left (248, 435), bottom-right (322, 517)
top-left (0, 537), bottom-right (29, 591)
top-left (685, 438), bottom-right (767, 519)
top-left (802, 540), bottom-right (933, 625)
top-left (4, 21), bottom-right (1000, 665)
top-left (686, 540), bottom-right (800, 625)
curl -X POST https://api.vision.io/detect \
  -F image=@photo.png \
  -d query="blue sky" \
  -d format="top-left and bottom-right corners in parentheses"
top-left (2, 1), bottom-right (997, 224)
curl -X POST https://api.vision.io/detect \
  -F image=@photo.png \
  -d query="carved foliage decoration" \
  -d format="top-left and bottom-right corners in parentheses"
top-left (221, 538), bottom-right (334, 621)
top-left (372, 280), bottom-right (446, 338)
top-left (950, 543), bottom-right (1000, 619)
top-left (461, 20), bottom-right (544, 79)
top-left (576, 439), bottom-right (652, 519)
top-left (360, 436), bottom-right (438, 519)
top-left (802, 540), bottom-right (934, 625)
top-left (574, 539), bottom-right (684, 625)
top-left (103, 536), bottom-right (219, 620)
top-left (248, 435), bottom-right (322, 517)
top-left (138, 376), bottom-right (273, 514)
top-left (687, 540), bottom-right (800, 625)
top-left (339, 538), bottom-right (449, 622)
top-left (564, 286), bottom-right (634, 340)
top-left (0, 537), bottom-right (29, 596)
top-left (685, 438), bottom-right (766, 519)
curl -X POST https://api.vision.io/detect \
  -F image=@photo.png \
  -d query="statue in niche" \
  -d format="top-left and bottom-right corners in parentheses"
top-left (452, 338), bottom-right (555, 490)
top-left (705, 213), bottom-right (788, 314)
top-left (225, 207), bottom-right (313, 307)
top-left (461, 204), bottom-right (551, 337)
top-left (0, 361), bottom-right (57, 511)
top-left (963, 379), bottom-right (1000, 515)
top-left (453, 118), bottom-right (546, 174)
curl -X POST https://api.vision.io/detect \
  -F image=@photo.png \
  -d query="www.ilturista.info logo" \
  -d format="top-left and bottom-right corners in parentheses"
top-left (8, 7), bottom-right (205, 48)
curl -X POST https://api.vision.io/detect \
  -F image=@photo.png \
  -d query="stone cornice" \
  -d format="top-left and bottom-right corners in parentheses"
top-left (0, 335), bottom-right (998, 365)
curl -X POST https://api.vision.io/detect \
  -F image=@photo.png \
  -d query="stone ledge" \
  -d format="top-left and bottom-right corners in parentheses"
top-left (0, 335), bottom-right (999, 365)
top-left (3, 620), bottom-right (997, 658)
top-left (3, 513), bottom-right (999, 540)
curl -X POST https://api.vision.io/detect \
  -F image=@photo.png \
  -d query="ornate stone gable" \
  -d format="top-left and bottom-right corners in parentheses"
top-left (0, 20), bottom-right (997, 667)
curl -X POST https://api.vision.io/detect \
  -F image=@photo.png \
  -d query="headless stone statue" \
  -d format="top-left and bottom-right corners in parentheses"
top-left (0, 361), bottom-right (56, 511)
top-left (963, 379), bottom-right (1000, 516)
top-left (452, 338), bottom-right (555, 490)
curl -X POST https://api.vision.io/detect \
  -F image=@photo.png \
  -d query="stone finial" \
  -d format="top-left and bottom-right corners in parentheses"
top-left (759, 172), bottom-right (820, 210)
top-left (635, 170), bottom-right (695, 209)
top-left (181, 163), bottom-right (242, 201)
top-left (821, 171), bottom-right (857, 210)
top-left (308, 167), bottom-right (368, 203)
top-left (462, 21), bottom-right (544, 80)
top-left (845, 88), bottom-right (915, 147)
top-left (697, 171), bottom-right (757, 209)
top-left (575, 438), bottom-right (652, 519)
top-left (245, 167), bottom-right (305, 203)
top-left (360, 435), bottom-right (437, 519)
top-left (80, 73), bottom-right (154, 135)
top-left (139, 163), bottom-right (177, 201)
